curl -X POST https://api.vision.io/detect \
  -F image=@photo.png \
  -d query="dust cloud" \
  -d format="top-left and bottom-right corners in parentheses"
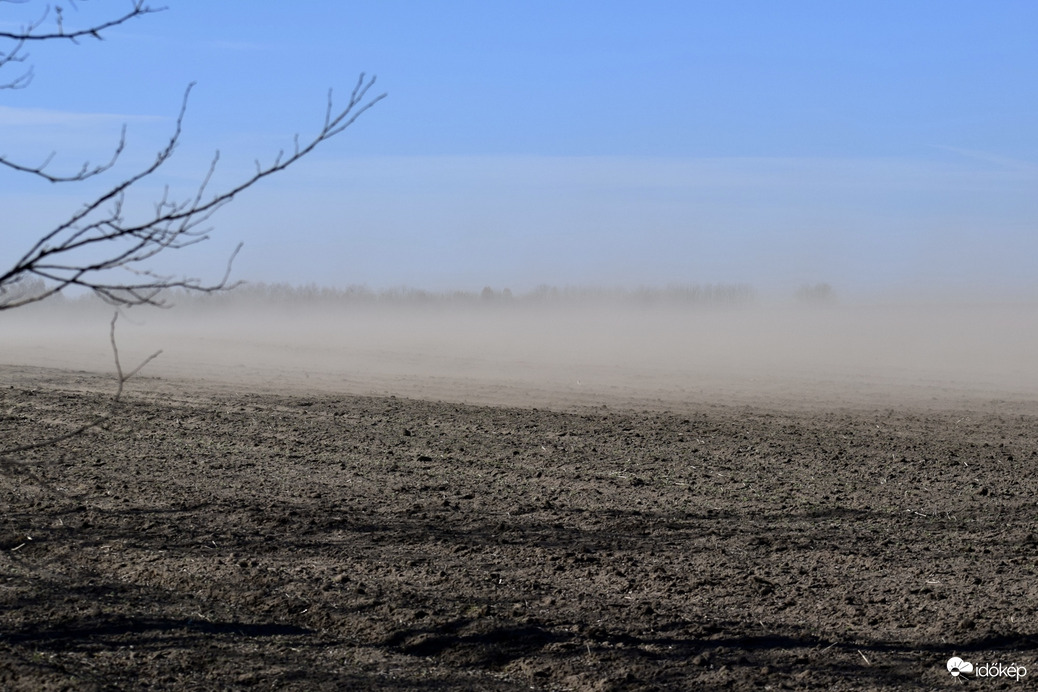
top-left (3, 290), bottom-right (1037, 411)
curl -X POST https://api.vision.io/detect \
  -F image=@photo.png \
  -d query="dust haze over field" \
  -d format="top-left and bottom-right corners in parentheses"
top-left (4, 286), bottom-right (1037, 411)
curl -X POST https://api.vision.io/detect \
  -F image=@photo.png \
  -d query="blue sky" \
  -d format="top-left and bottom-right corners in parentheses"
top-left (3, 1), bottom-right (1037, 298)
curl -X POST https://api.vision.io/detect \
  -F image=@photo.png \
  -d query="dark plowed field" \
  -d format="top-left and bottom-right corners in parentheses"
top-left (1, 368), bottom-right (1036, 690)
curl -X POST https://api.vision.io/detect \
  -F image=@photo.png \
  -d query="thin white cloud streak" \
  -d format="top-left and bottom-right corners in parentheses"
top-left (0, 106), bottom-right (163, 127)
top-left (203, 39), bottom-right (274, 52)
top-left (929, 146), bottom-right (1038, 175)
top-left (0, 105), bottom-right (168, 163)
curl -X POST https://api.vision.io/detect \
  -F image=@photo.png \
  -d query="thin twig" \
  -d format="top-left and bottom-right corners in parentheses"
top-left (0, 313), bottom-right (160, 462)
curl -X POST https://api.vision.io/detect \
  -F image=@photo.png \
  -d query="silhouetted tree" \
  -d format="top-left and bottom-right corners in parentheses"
top-left (0, 2), bottom-right (385, 311)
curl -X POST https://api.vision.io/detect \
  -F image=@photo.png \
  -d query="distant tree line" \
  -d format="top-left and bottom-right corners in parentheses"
top-left (794, 283), bottom-right (836, 305)
top-left (20, 280), bottom-right (760, 310)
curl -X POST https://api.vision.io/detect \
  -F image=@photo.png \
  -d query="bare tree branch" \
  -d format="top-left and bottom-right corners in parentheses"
top-left (0, 2), bottom-right (164, 90)
top-left (0, 75), bottom-right (385, 310)
top-left (0, 36), bottom-right (32, 90)
top-left (0, 124), bottom-right (127, 182)
top-left (0, 2), bottom-right (161, 183)
top-left (2, 4), bottom-right (384, 309)
top-left (0, 1), bottom-right (164, 42)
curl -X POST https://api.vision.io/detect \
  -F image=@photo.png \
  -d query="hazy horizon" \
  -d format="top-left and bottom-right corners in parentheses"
top-left (8, 273), bottom-right (1038, 311)
top-left (5, 284), bottom-right (1037, 413)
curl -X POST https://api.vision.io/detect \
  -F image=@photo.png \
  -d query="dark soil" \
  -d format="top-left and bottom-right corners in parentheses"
top-left (1, 367), bottom-right (1036, 690)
